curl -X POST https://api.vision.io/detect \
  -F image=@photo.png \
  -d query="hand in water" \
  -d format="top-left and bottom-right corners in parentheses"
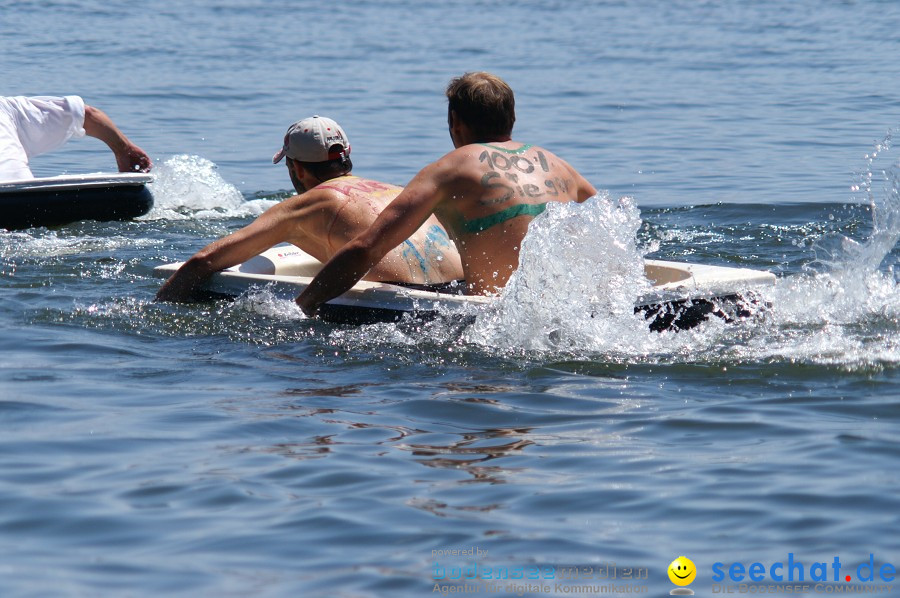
top-left (116, 143), bottom-right (153, 173)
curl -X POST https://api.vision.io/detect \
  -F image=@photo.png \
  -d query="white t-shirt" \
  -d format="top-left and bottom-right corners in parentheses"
top-left (0, 95), bottom-right (87, 182)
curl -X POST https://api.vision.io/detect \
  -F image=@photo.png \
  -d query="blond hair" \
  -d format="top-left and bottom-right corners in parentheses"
top-left (446, 72), bottom-right (515, 140)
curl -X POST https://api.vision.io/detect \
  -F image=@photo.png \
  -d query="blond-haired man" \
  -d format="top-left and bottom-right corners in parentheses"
top-left (297, 73), bottom-right (596, 316)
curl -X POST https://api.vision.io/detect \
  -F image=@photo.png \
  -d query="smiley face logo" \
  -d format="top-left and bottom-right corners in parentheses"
top-left (668, 556), bottom-right (696, 586)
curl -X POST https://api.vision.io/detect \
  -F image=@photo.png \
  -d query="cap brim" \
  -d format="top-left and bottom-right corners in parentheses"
top-left (272, 148), bottom-right (287, 164)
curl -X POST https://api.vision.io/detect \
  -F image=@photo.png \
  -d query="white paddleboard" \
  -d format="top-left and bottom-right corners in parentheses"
top-left (154, 244), bottom-right (777, 329)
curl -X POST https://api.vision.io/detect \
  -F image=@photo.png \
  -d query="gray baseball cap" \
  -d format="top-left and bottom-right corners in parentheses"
top-left (272, 115), bottom-right (351, 164)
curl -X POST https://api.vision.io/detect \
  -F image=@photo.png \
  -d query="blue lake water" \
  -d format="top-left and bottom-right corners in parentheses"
top-left (2, 1), bottom-right (900, 596)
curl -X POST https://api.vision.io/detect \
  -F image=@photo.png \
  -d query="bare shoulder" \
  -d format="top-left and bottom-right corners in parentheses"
top-left (426, 145), bottom-right (489, 186)
top-left (316, 176), bottom-right (401, 198)
top-left (531, 145), bottom-right (597, 199)
top-left (279, 186), bottom-right (342, 214)
top-left (528, 145), bottom-right (576, 171)
top-left (257, 189), bottom-right (342, 242)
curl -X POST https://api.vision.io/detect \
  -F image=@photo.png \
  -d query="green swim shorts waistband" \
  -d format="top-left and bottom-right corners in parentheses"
top-left (461, 202), bottom-right (547, 233)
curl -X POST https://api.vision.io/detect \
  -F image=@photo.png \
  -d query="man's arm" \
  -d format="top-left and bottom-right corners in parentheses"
top-left (296, 162), bottom-right (449, 316)
top-left (156, 200), bottom-right (307, 303)
top-left (577, 174), bottom-right (597, 201)
top-left (83, 105), bottom-right (152, 173)
top-left (561, 159), bottom-right (597, 202)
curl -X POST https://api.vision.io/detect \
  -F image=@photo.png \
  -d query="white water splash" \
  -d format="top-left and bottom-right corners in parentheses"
top-left (455, 133), bottom-right (900, 368)
top-left (855, 132), bottom-right (900, 270)
top-left (781, 132), bottom-right (900, 325)
top-left (142, 155), bottom-right (278, 220)
top-left (231, 287), bottom-right (307, 320)
top-left (465, 194), bottom-right (654, 353)
top-left (740, 133), bottom-right (900, 368)
top-left (812, 132), bottom-right (900, 274)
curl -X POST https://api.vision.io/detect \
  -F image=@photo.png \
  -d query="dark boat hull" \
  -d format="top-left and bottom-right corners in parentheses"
top-left (0, 173), bottom-right (154, 229)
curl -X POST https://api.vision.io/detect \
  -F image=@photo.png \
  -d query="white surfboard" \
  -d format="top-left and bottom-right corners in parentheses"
top-left (154, 244), bottom-right (777, 330)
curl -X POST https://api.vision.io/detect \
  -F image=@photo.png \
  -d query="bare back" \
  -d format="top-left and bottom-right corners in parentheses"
top-left (290, 175), bottom-right (462, 284)
top-left (433, 142), bottom-right (595, 293)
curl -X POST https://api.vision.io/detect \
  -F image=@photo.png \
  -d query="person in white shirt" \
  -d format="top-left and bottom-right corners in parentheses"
top-left (0, 95), bottom-right (152, 182)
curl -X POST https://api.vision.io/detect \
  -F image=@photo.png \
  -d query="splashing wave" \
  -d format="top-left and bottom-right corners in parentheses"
top-left (143, 155), bottom-right (278, 220)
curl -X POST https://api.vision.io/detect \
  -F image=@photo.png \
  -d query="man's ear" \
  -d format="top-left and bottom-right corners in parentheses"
top-left (448, 110), bottom-right (467, 147)
top-left (286, 158), bottom-right (310, 193)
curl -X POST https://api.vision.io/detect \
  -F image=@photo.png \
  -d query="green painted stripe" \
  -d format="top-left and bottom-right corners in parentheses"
top-left (478, 143), bottom-right (533, 154)
top-left (461, 202), bottom-right (547, 233)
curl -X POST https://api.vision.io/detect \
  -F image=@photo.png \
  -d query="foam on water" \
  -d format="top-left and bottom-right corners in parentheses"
top-left (143, 155), bottom-right (278, 220)
top-left (64, 286), bottom-right (312, 348)
top-left (231, 287), bottom-right (307, 321)
top-left (0, 230), bottom-right (160, 261)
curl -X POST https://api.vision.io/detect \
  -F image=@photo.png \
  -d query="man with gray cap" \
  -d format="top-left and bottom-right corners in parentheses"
top-left (156, 115), bottom-right (462, 303)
